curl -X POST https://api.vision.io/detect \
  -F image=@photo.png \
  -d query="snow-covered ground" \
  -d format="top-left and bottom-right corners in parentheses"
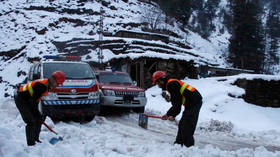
top-left (1, 1), bottom-right (280, 156)
top-left (1, 74), bottom-right (280, 157)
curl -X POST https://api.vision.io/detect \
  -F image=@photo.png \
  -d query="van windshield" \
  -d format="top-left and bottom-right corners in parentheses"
top-left (43, 62), bottom-right (96, 79)
top-left (98, 72), bottom-right (132, 84)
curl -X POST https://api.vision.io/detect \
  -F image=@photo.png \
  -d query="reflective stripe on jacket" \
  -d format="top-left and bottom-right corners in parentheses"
top-left (166, 79), bottom-right (196, 106)
top-left (19, 79), bottom-right (49, 97)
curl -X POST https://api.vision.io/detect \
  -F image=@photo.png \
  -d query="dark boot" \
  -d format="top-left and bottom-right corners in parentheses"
top-left (36, 139), bottom-right (42, 143)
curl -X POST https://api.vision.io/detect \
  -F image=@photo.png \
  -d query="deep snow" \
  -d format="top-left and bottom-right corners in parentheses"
top-left (1, 75), bottom-right (280, 157)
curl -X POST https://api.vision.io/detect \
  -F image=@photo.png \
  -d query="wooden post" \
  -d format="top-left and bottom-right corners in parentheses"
top-left (139, 61), bottom-right (144, 88)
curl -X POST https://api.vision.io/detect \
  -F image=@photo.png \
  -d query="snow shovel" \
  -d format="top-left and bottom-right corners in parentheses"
top-left (42, 122), bottom-right (63, 144)
top-left (138, 113), bottom-right (162, 129)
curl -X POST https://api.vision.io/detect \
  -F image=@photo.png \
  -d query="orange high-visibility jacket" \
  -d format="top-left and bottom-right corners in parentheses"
top-left (166, 79), bottom-right (196, 106)
top-left (19, 79), bottom-right (49, 97)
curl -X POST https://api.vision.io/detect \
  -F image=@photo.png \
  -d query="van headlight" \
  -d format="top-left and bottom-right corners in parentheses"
top-left (103, 90), bottom-right (115, 96)
top-left (89, 91), bottom-right (100, 99)
top-left (43, 92), bottom-right (57, 100)
top-left (138, 91), bottom-right (145, 97)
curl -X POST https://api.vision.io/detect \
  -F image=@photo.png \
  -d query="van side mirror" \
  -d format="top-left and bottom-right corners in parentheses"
top-left (96, 75), bottom-right (99, 81)
top-left (33, 72), bottom-right (40, 80)
top-left (133, 81), bottom-right (137, 86)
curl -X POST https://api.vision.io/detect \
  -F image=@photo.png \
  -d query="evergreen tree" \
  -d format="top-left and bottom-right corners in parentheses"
top-left (265, 0), bottom-right (280, 73)
top-left (196, 0), bottom-right (220, 38)
top-left (156, 0), bottom-right (192, 27)
top-left (229, 0), bottom-right (265, 73)
top-left (175, 0), bottom-right (192, 27)
top-left (190, 0), bottom-right (203, 10)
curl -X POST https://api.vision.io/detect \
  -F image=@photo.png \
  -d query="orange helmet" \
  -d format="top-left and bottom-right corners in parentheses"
top-left (52, 71), bottom-right (66, 85)
top-left (152, 71), bottom-right (166, 84)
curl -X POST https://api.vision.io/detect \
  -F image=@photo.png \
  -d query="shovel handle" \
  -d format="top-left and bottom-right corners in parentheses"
top-left (42, 122), bottom-right (58, 135)
top-left (144, 114), bottom-right (162, 119)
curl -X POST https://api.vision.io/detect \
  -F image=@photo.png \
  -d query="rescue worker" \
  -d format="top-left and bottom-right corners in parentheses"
top-left (14, 71), bottom-right (66, 146)
top-left (152, 71), bottom-right (202, 147)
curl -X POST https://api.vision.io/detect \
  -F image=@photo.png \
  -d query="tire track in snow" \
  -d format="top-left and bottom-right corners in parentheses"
top-left (104, 113), bottom-right (280, 152)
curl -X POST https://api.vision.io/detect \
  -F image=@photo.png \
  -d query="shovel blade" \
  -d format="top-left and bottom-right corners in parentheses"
top-left (138, 113), bottom-right (148, 129)
top-left (49, 137), bottom-right (63, 145)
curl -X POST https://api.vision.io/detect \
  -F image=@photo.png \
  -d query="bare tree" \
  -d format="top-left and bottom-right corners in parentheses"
top-left (140, 5), bottom-right (165, 30)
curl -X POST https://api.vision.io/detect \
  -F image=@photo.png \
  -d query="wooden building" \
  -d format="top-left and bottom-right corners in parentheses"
top-left (53, 30), bottom-right (221, 88)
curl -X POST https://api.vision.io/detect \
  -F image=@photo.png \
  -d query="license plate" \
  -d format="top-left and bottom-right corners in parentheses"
top-left (124, 100), bottom-right (131, 104)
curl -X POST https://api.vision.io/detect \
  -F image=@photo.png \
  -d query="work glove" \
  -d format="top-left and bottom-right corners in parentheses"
top-left (161, 114), bottom-right (168, 120)
top-left (161, 114), bottom-right (175, 121)
top-left (168, 116), bottom-right (175, 121)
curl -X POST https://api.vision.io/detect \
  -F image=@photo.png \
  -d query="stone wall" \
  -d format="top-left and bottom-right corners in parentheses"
top-left (234, 79), bottom-right (280, 107)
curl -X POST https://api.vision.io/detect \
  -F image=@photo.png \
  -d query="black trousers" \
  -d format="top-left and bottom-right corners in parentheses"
top-left (175, 100), bottom-right (202, 147)
top-left (14, 93), bottom-right (43, 146)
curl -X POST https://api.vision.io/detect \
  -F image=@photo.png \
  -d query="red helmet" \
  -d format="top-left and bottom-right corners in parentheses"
top-left (152, 71), bottom-right (166, 84)
top-left (52, 71), bottom-right (66, 85)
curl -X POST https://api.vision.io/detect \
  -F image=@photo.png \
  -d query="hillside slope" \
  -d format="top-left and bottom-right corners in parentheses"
top-left (0, 0), bottom-right (229, 99)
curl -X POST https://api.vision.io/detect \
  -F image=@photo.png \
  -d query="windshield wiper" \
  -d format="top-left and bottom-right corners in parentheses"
top-left (66, 77), bottom-right (95, 80)
top-left (122, 82), bottom-right (132, 85)
top-left (66, 77), bottom-right (76, 79)
top-left (81, 77), bottom-right (95, 79)
top-left (109, 82), bottom-right (121, 84)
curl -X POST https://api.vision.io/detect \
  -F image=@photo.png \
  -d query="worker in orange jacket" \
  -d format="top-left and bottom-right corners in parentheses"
top-left (14, 71), bottom-right (66, 146)
top-left (152, 71), bottom-right (202, 147)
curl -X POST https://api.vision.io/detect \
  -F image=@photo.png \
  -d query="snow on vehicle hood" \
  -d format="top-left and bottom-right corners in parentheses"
top-left (99, 83), bottom-right (144, 92)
